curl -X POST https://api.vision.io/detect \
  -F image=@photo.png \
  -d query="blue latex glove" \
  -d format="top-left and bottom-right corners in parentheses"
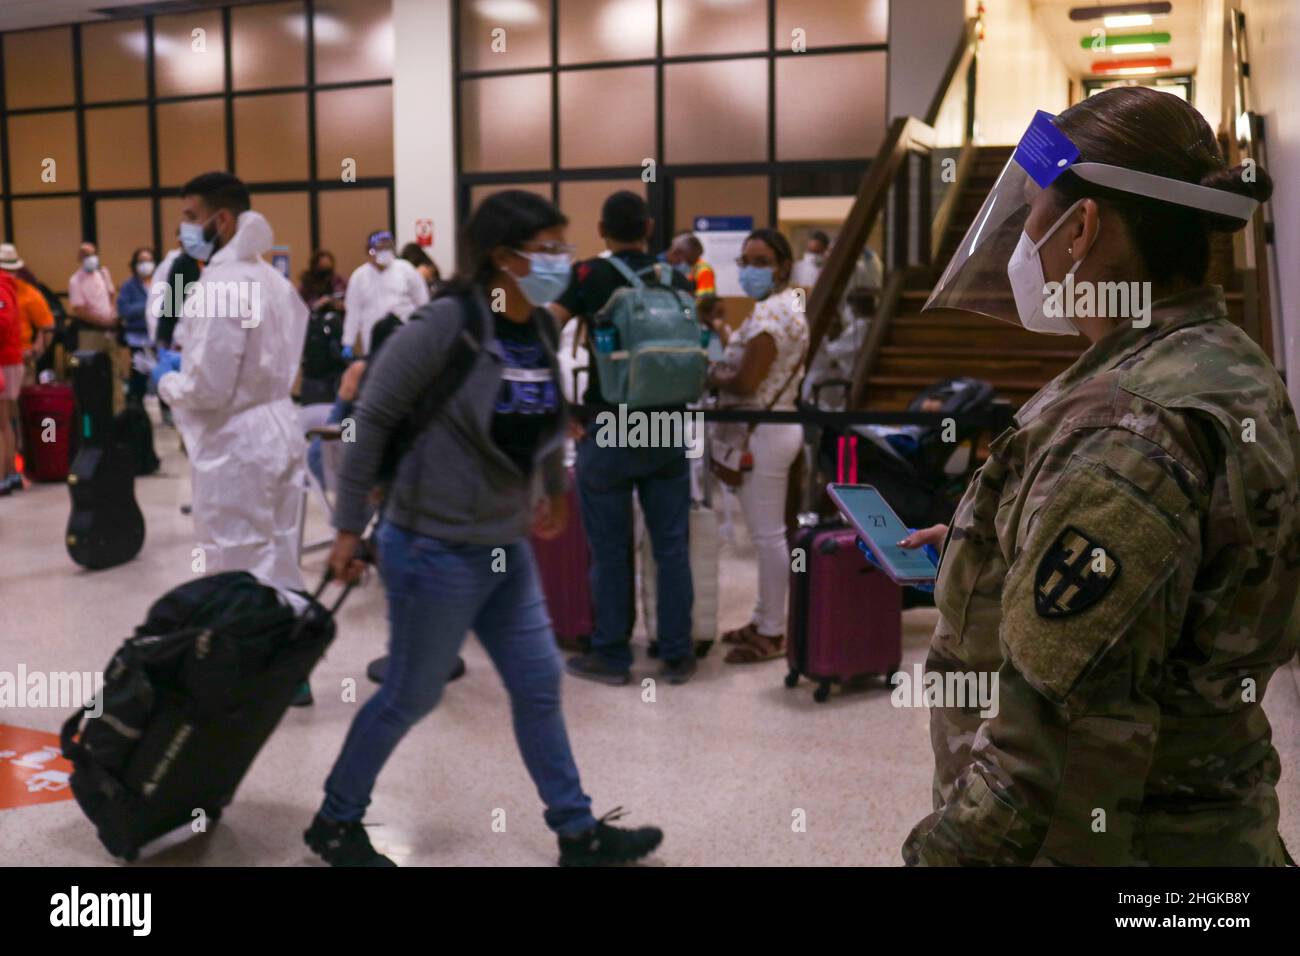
top-left (150, 347), bottom-right (182, 391)
top-left (856, 532), bottom-right (938, 593)
top-left (341, 344), bottom-right (354, 360)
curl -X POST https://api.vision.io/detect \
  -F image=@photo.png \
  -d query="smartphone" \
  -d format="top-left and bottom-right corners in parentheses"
top-left (826, 483), bottom-right (938, 585)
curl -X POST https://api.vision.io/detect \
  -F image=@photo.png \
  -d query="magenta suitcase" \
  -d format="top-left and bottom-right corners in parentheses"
top-left (784, 524), bottom-right (902, 702)
top-left (531, 478), bottom-right (594, 649)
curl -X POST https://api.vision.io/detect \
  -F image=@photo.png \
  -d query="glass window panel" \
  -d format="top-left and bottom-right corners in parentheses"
top-left (664, 58), bottom-right (766, 165)
top-left (158, 197), bottom-right (186, 249)
top-left (95, 199), bottom-right (156, 275)
top-left (469, 182), bottom-right (553, 214)
top-left (232, 1), bottom-right (307, 90)
top-left (82, 20), bottom-right (149, 103)
top-left (318, 187), bottom-right (390, 276)
top-left (558, 179), bottom-right (646, 261)
top-left (235, 94), bottom-right (308, 182)
top-left (12, 198), bottom-right (83, 295)
top-left (461, 74), bottom-right (552, 173)
top-left (776, 51), bottom-right (885, 161)
top-left (559, 67), bottom-right (653, 168)
top-left (3, 28), bottom-right (74, 109)
top-left (7, 111), bottom-right (79, 194)
top-left (156, 98), bottom-right (227, 188)
top-left (316, 85), bottom-right (393, 180)
top-left (250, 191), bottom-right (312, 280)
top-left (84, 106), bottom-right (150, 191)
top-left (154, 10), bottom-right (226, 97)
top-left (774, 0), bottom-right (888, 49)
top-left (460, 0), bottom-right (550, 71)
top-left (662, 0), bottom-right (766, 57)
top-left (673, 175), bottom-right (768, 233)
top-left (558, 0), bottom-right (656, 64)
top-left (314, 0), bottom-right (393, 84)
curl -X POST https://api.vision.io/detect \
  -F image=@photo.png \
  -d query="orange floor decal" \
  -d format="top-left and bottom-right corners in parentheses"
top-left (0, 724), bottom-right (75, 810)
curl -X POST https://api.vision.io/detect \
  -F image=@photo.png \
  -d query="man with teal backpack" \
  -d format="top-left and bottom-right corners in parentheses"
top-left (550, 191), bottom-right (704, 687)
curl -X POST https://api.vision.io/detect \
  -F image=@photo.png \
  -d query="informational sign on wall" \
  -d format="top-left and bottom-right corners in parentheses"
top-left (415, 219), bottom-right (434, 248)
top-left (269, 246), bottom-right (290, 279)
top-left (693, 216), bottom-right (753, 297)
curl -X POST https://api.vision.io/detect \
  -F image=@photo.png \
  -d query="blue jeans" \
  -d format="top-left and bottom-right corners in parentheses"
top-left (307, 396), bottom-right (351, 490)
top-left (576, 433), bottom-right (693, 668)
top-left (321, 522), bottom-right (596, 836)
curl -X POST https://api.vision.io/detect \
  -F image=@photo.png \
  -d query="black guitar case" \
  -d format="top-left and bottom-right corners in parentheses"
top-left (66, 350), bottom-right (146, 570)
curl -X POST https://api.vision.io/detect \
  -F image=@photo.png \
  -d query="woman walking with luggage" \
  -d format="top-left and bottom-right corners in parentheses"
top-left (311, 190), bottom-right (663, 867)
top-left (709, 228), bottom-right (808, 664)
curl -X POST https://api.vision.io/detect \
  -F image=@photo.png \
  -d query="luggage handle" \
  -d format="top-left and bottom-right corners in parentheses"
top-left (289, 534), bottom-right (373, 640)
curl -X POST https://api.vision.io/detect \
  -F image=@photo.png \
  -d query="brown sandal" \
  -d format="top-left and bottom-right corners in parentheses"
top-left (724, 631), bottom-right (785, 664)
top-left (721, 623), bottom-right (757, 645)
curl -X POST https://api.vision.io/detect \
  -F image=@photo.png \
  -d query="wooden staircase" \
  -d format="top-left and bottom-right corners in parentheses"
top-left (856, 145), bottom-right (1251, 411)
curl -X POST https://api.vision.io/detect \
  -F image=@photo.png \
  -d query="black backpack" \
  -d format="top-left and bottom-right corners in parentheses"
top-left (301, 308), bottom-right (349, 380)
top-left (374, 294), bottom-right (485, 485)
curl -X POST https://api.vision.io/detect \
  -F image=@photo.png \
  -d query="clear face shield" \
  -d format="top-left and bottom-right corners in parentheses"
top-left (924, 110), bottom-right (1260, 332)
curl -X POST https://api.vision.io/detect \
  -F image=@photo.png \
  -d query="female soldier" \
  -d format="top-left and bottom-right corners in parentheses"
top-left (900, 87), bottom-right (1297, 866)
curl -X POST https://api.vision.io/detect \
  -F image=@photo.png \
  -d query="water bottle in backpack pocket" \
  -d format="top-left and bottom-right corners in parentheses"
top-left (591, 258), bottom-right (707, 408)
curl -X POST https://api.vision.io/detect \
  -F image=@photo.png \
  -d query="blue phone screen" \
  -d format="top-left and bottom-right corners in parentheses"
top-left (830, 484), bottom-right (937, 581)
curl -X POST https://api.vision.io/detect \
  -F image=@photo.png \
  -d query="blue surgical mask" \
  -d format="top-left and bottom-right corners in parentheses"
top-left (738, 264), bottom-right (775, 299)
top-left (512, 252), bottom-right (572, 306)
top-left (179, 215), bottom-right (217, 261)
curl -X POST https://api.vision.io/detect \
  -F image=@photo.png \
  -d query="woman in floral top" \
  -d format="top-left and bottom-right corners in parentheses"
top-left (708, 228), bottom-right (808, 663)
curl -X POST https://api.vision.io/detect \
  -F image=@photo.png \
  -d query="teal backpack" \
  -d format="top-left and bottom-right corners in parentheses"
top-left (590, 257), bottom-right (707, 407)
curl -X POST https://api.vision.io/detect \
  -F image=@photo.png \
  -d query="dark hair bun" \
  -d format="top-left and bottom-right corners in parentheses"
top-left (1199, 161), bottom-right (1273, 233)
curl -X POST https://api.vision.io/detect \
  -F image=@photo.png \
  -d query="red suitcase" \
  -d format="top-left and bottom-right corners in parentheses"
top-left (784, 524), bottom-right (902, 702)
top-left (531, 478), bottom-right (594, 650)
top-left (19, 382), bottom-right (76, 482)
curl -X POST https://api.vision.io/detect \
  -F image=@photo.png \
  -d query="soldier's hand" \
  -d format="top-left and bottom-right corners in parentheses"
top-left (899, 524), bottom-right (948, 551)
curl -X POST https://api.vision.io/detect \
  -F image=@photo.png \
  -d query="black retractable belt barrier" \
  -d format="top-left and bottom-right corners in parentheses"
top-left (569, 404), bottom-right (1016, 432)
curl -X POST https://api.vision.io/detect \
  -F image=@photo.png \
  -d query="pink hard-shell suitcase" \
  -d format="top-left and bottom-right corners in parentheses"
top-left (784, 524), bottom-right (902, 702)
top-left (531, 477), bottom-right (594, 650)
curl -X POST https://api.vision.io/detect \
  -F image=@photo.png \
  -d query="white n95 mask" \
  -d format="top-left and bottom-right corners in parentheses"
top-left (1006, 200), bottom-right (1088, 335)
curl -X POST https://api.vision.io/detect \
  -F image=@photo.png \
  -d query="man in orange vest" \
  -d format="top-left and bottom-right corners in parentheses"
top-left (669, 232), bottom-right (719, 324)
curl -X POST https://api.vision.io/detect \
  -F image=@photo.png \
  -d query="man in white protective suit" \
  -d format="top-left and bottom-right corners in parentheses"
top-left (155, 172), bottom-right (309, 592)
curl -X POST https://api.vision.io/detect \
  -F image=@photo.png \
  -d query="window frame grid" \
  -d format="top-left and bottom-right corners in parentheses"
top-left (0, 0), bottom-right (395, 294)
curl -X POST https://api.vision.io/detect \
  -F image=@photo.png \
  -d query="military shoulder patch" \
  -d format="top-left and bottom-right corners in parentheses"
top-left (1033, 526), bottom-right (1120, 618)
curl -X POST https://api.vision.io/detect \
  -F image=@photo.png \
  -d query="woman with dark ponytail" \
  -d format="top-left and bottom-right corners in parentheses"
top-left (308, 190), bottom-right (663, 867)
top-left (903, 87), bottom-right (1297, 866)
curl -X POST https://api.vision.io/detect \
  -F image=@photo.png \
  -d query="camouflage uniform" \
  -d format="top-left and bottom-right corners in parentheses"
top-left (903, 286), bottom-right (1300, 866)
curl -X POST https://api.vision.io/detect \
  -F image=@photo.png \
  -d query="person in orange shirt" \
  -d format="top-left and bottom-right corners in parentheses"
top-left (0, 244), bottom-right (54, 382)
top-left (0, 269), bottom-right (24, 494)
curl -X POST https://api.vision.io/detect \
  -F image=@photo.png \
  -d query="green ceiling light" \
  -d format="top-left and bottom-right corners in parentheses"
top-left (1081, 30), bottom-right (1172, 54)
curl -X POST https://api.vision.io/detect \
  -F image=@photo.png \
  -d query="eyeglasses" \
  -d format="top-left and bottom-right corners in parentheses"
top-left (518, 242), bottom-right (576, 256)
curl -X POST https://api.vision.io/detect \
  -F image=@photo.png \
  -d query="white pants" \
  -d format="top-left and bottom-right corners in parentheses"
top-left (735, 422), bottom-right (804, 635)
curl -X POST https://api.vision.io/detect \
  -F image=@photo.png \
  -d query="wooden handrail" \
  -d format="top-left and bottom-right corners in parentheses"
top-left (802, 116), bottom-right (934, 376)
top-left (801, 16), bottom-right (979, 405)
top-left (924, 18), bottom-right (980, 127)
top-left (848, 269), bottom-right (907, 408)
top-left (1224, 8), bottom-right (1276, 364)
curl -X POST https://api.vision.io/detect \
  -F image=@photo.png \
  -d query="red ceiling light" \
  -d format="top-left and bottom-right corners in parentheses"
top-left (1091, 56), bottom-right (1173, 75)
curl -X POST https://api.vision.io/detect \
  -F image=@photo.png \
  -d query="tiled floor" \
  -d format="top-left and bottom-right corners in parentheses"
top-left (2, 404), bottom-right (1298, 866)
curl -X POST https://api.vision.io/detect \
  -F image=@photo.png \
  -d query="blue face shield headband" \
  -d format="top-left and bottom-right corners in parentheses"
top-left (924, 109), bottom-right (1261, 327)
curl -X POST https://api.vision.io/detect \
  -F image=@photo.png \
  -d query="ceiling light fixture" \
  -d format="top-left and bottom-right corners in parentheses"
top-left (1091, 56), bottom-right (1172, 75)
top-left (1068, 3), bottom-right (1172, 23)
top-left (1079, 30), bottom-right (1171, 51)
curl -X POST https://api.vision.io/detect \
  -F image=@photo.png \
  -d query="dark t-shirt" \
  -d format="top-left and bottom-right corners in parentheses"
top-left (490, 310), bottom-right (561, 476)
top-left (555, 250), bottom-right (694, 407)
